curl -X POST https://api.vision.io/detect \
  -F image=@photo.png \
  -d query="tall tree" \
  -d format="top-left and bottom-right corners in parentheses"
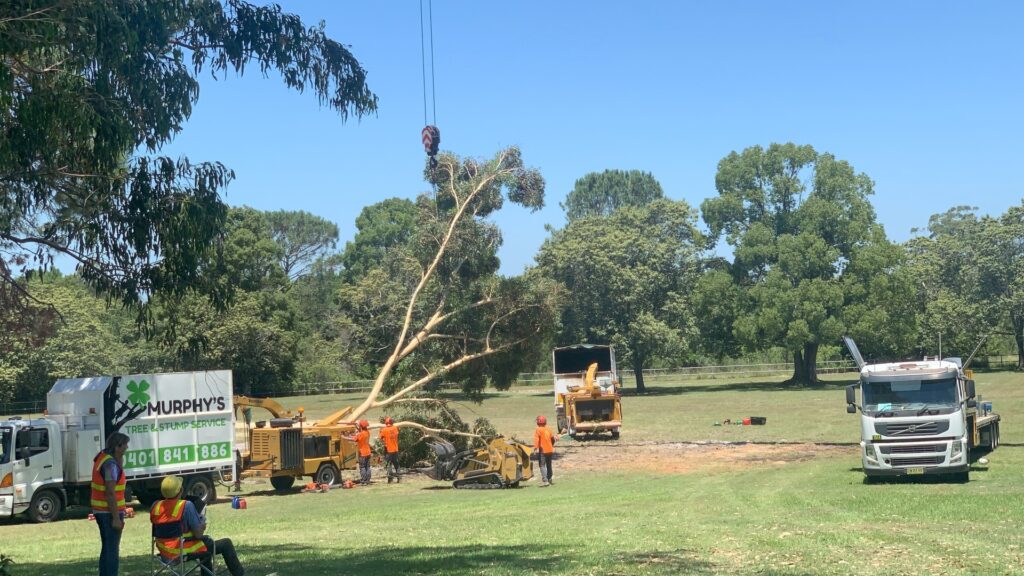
top-left (538, 199), bottom-right (703, 392)
top-left (702, 143), bottom-right (883, 385)
top-left (976, 201), bottom-right (1024, 369)
top-left (560, 169), bottom-right (665, 222)
top-left (340, 198), bottom-right (419, 284)
top-left (266, 210), bottom-right (339, 282)
top-left (0, 0), bottom-right (376, 322)
top-left (340, 148), bottom-right (562, 420)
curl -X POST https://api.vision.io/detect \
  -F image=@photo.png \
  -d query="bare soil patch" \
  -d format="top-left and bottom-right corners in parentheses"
top-left (556, 441), bottom-right (855, 475)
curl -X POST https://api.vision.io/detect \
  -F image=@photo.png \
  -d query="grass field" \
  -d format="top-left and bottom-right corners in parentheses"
top-left (2, 371), bottom-right (1022, 575)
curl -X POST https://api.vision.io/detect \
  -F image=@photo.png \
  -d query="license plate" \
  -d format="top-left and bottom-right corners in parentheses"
top-left (905, 467), bottom-right (925, 475)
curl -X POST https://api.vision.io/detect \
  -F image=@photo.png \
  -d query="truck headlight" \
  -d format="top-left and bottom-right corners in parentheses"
top-left (863, 444), bottom-right (877, 462)
top-left (950, 439), bottom-right (963, 458)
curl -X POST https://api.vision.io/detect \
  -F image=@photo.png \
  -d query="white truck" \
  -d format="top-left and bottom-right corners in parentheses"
top-left (843, 337), bottom-right (1000, 482)
top-left (0, 370), bottom-right (234, 522)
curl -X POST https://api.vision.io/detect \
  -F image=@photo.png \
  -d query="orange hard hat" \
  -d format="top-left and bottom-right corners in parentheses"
top-left (359, 419), bottom-right (369, 429)
top-left (536, 415), bottom-right (547, 425)
top-left (384, 417), bottom-right (394, 425)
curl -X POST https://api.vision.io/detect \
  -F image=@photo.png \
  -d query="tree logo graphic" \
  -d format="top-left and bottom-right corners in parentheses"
top-left (126, 379), bottom-right (151, 407)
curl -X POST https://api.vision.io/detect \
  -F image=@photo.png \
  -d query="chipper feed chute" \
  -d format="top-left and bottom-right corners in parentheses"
top-left (427, 437), bottom-right (533, 489)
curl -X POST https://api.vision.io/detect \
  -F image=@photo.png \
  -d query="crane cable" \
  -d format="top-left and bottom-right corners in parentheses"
top-left (419, 0), bottom-right (440, 168)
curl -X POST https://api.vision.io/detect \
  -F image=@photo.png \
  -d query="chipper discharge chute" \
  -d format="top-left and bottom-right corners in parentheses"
top-left (426, 437), bottom-right (533, 489)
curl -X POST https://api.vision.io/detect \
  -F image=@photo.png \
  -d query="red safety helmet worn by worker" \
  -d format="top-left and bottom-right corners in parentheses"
top-left (384, 417), bottom-right (393, 425)
top-left (536, 415), bottom-right (547, 426)
top-left (359, 420), bottom-right (369, 430)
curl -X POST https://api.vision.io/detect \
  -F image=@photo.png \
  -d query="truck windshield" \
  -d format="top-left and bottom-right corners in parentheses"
top-left (863, 378), bottom-right (958, 413)
top-left (0, 427), bottom-right (11, 465)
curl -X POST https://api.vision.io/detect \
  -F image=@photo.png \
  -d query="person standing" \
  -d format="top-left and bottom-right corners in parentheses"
top-left (379, 417), bottom-right (401, 483)
top-left (354, 420), bottom-right (372, 484)
top-left (152, 476), bottom-right (246, 576)
top-left (92, 432), bottom-right (129, 576)
top-left (533, 415), bottom-right (557, 487)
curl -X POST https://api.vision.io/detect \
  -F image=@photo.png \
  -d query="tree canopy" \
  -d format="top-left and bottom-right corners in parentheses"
top-left (702, 143), bottom-right (886, 384)
top-left (0, 0), bottom-right (376, 322)
top-left (560, 169), bottom-right (665, 222)
top-left (539, 198), bottom-right (703, 392)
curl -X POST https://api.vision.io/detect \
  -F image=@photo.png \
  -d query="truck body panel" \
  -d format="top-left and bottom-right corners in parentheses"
top-left (553, 344), bottom-right (623, 438)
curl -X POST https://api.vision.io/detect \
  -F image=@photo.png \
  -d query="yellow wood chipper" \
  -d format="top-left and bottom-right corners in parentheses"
top-left (553, 344), bottom-right (623, 439)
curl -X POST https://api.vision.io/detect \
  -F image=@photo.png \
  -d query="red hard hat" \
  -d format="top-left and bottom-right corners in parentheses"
top-left (359, 419), bottom-right (369, 429)
top-left (384, 417), bottom-right (394, 425)
top-left (536, 415), bottom-right (547, 425)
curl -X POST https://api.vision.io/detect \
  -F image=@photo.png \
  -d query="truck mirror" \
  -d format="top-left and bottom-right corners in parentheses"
top-left (845, 385), bottom-right (856, 406)
top-left (965, 379), bottom-right (976, 399)
top-left (847, 405), bottom-right (857, 414)
top-left (967, 399), bottom-right (977, 408)
top-left (17, 447), bottom-right (30, 465)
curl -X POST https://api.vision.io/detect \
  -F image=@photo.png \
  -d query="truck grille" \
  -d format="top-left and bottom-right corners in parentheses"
top-left (279, 428), bottom-right (302, 469)
top-left (891, 456), bottom-right (945, 467)
top-left (875, 421), bottom-right (948, 437)
top-left (879, 444), bottom-right (945, 455)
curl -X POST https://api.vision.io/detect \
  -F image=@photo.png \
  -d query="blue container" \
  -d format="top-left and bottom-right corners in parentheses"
top-left (982, 401), bottom-right (993, 414)
top-left (231, 496), bottom-right (240, 509)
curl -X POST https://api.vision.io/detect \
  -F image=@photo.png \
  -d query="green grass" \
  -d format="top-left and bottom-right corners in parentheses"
top-left (3, 370), bottom-right (1023, 575)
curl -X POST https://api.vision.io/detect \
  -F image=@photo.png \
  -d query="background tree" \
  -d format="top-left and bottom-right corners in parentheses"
top-left (702, 143), bottom-right (884, 385)
top-left (266, 210), bottom-right (340, 282)
top-left (340, 198), bottom-right (419, 284)
top-left (975, 201), bottom-right (1024, 369)
top-left (538, 198), bottom-right (704, 392)
top-left (339, 148), bottom-right (562, 421)
top-left (560, 169), bottom-right (665, 222)
top-left (0, 0), bottom-right (376, 324)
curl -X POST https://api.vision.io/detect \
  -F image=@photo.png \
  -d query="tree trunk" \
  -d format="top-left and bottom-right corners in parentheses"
top-left (790, 342), bottom-right (820, 386)
top-left (632, 357), bottom-right (646, 394)
top-left (1014, 313), bottom-right (1024, 371)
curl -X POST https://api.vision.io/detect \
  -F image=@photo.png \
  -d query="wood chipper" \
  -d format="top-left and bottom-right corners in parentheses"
top-left (234, 395), bottom-right (359, 491)
top-left (426, 437), bottom-right (533, 488)
top-left (553, 344), bottom-right (623, 439)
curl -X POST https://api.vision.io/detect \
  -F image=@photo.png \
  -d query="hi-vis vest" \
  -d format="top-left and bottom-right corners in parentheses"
top-left (151, 499), bottom-right (207, 559)
top-left (90, 452), bottom-right (126, 513)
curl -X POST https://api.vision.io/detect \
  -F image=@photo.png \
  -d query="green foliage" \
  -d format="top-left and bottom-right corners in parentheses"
top-left (539, 198), bottom-right (703, 391)
top-left (266, 210), bottom-right (339, 281)
top-left (341, 198), bottom-right (419, 284)
top-left (702, 143), bottom-right (886, 384)
top-left (560, 169), bottom-right (665, 221)
top-left (0, 0), bottom-right (376, 323)
top-left (0, 553), bottom-right (13, 576)
top-left (384, 399), bottom-right (495, 468)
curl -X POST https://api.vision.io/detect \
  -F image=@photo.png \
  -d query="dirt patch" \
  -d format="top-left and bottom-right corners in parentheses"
top-left (556, 441), bottom-right (855, 475)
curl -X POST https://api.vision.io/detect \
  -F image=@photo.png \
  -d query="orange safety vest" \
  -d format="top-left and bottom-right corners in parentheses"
top-left (379, 425), bottom-right (399, 454)
top-left (90, 452), bottom-right (126, 513)
top-left (150, 499), bottom-right (207, 559)
top-left (355, 430), bottom-right (372, 457)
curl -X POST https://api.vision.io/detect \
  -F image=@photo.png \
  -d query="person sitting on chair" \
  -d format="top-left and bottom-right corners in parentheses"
top-left (152, 476), bottom-right (246, 576)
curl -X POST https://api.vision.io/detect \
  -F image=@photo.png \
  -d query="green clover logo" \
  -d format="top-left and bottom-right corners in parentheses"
top-left (126, 379), bottom-right (151, 407)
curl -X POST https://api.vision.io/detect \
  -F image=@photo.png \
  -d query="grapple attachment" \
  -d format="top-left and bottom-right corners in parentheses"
top-left (426, 436), bottom-right (533, 488)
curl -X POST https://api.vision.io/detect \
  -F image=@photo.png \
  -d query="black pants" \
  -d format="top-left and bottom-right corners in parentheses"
top-left (192, 536), bottom-right (244, 576)
top-left (539, 453), bottom-right (553, 483)
top-left (358, 455), bottom-right (371, 483)
top-left (385, 452), bottom-right (400, 481)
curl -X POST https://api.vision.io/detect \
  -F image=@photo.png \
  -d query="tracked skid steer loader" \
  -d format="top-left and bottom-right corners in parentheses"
top-left (427, 437), bottom-right (533, 489)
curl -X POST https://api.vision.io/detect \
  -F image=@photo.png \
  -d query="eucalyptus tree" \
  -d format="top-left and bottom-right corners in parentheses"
top-left (339, 149), bottom-right (563, 422)
top-left (0, 0), bottom-right (376, 325)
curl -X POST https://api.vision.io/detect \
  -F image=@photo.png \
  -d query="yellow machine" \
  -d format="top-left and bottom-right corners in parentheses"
top-left (426, 437), bottom-right (533, 488)
top-left (234, 395), bottom-right (359, 490)
top-left (553, 344), bottom-right (623, 439)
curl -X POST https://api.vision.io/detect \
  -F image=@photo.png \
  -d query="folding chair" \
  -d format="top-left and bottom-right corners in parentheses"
top-left (151, 522), bottom-right (217, 576)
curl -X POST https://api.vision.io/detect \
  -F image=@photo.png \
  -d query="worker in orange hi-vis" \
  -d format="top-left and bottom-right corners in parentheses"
top-left (379, 417), bottom-right (401, 484)
top-left (533, 415), bottom-right (557, 487)
top-left (351, 420), bottom-right (373, 484)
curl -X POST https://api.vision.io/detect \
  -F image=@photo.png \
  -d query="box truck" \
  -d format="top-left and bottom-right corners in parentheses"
top-left (553, 344), bottom-right (622, 439)
top-left (0, 371), bottom-right (234, 522)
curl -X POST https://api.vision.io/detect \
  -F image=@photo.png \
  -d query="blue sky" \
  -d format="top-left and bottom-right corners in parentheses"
top-left (162, 1), bottom-right (1024, 275)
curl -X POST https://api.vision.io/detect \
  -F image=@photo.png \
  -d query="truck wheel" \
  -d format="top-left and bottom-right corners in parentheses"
top-left (270, 475), bottom-right (296, 491)
top-left (29, 489), bottom-right (63, 523)
top-left (184, 475), bottom-right (216, 505)
top-left (610, 430), bottom-right (620, 440)
top-left (315, 463), bottom-right (340, 486)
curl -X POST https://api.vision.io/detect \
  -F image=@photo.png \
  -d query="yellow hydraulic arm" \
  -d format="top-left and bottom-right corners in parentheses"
top-left (234, 395), bottom-right (294, 419)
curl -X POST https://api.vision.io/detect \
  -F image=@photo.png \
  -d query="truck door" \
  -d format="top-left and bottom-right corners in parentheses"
top-left (11, 426), bottom-right (58, 508)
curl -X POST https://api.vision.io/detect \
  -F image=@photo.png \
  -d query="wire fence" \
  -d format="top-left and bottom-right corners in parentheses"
top-left (1, 356), bottom-right (1018, 415)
